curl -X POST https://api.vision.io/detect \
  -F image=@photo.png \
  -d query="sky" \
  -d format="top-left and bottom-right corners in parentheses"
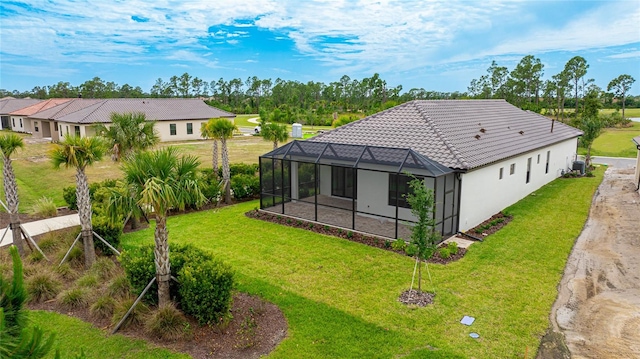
top-left (1, 0), bottom-right (639, 95)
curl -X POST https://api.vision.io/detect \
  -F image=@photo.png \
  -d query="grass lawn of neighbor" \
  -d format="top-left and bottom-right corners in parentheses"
top-left (29, 168), bottom-right (604, 358)
top-left (578, 121), bottom-right (640, 158)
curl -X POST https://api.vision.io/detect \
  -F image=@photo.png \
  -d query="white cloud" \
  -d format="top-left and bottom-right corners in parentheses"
top-left (607, 50), bottom-right (640, 59)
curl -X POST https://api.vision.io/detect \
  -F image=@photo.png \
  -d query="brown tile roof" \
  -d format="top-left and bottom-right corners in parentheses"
top-left (28, 98), bottom-right (235, 123)
top-left (0, 98), bottom-right (44, 114)
top-left (9, 98), bottom-right (74, 116)
top-left (311, 100), bottom-right (583, 170)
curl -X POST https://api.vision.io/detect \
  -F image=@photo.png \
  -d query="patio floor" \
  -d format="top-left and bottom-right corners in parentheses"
top-left (262, 195), bottom-right (414, 240)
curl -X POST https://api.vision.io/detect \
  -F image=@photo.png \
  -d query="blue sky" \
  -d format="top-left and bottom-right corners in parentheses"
top-left (1, 0), bottom-right (639, 95)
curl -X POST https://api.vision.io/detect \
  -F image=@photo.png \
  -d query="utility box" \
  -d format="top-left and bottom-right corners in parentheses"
top-left (572, 160), bottom-right (585, 175)
top-left (292, 123), bottom-right (303, 138)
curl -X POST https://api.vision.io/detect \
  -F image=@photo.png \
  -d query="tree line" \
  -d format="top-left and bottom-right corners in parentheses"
top-left (467, 55), bottom-right (636, 120)
top-left (1, 57), bottom-right (637, 124)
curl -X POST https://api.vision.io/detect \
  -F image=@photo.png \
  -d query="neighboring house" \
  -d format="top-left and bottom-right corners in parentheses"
top-left (0, 97), bottom-right (44, 130)
top-left (23, 98), bottom-right (235, 142)
top-left (259, 100), bottom-right (583, 240)
top-left (633, 136), bottom-right (640, 193)
top-left (9, 98), bottom-right (73, 136)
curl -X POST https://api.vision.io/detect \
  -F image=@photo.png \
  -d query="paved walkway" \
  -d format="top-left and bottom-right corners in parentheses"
top-left (578, 155), bottom-right (636, 169)
top-left (0, 213), bottom-right (80, 247)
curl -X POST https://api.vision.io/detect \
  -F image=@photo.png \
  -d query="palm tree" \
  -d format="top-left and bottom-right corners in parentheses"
top-left (200, 119), bottom-right (219, 174)
top-left (50, 135), bottom-right (106, 267)
top-left (261, 123), bottom-right (289, 150)
top-left (209, 119), bottom-right (237, 204)
top-left (120, 147), bottom-right (206, 306)
top-left (93, 112), bottom-right (159, 161)
top-left (0, 134), bottom-right (25, 255)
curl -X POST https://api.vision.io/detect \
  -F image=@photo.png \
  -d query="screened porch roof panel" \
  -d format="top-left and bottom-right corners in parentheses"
top-left (261, 140), bottom-right (453, 177)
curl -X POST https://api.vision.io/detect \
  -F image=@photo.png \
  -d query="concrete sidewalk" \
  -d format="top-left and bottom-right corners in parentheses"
top-left (0, 213), bottom-right (80, 247)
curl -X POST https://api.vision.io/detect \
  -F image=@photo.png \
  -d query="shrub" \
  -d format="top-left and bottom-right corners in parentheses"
top-left (384, 240), bottom-right (391, 249)
top-left (119, 243), bottom-right (211, 304)
top-left (439, 247), bottom-right (451, 259)
top-left (27, 251), bottom-right (44, 263)
top-left (76, 273), bottom-right (98, 288)
top-left (62, 186), bottom-right (78, 210)
top-left (58, 288), bottom-right (89, 309)
top-left (332, 114), bottom-right (360, 128)
top-left (346, 231), bottom-right (353, 239)
top-left (405, 243), bottom-right (418, 257)
top-left (90, 295), bottom-right (116, 319)
top-left (92, 215), bottom-right (123, 256)
top-left (30, 197), bottom-right (57, 217)
top-left (230, 174), bottom-right (260, 200)
top-left (26, 272), bottom-right (61, 303)
top-left (218, 163), bottom-right (258, 178)
top-left (178, 259), bottom-right (235, 325)
top-left (391, 240), bottom-right (407, 251)
top-left (108, 275), bottom-right (132, 299)
top-left (60, 246), bottom-right (84, 268)
top-left (112, 298), bottom-right (149, 329)
top-left (447, 242), bottom-right (459, 255)
top-left (145, 304), bottom-right (191, 341)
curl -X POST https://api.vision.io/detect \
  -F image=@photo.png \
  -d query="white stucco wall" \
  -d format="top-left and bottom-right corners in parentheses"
top-left (156, 120), bottom-right (209, 142)
top-left (11, 116), bottom-right (27, 132)
top-left (458, 138), bottom-right (578, 231)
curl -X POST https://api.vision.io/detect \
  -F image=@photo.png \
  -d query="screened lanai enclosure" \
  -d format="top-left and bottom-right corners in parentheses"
top-left (259, 140), bottom-right (461, 240)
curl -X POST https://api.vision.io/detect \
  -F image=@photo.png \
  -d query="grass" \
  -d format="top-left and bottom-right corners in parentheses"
top-left (578, 121), bottom-right (640, 158)
top-left (600, 108), bottom-right (640, 118)
top-left (37, 168), bottom-right (598, 358)
top-left (21, 168), bottom-right (603, 357)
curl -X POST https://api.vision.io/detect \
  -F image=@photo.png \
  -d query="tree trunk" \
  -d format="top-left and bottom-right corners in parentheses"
top-left (76, 168), bottom-right (96, 267)
top-left (273, 141), bottom-right (278, 150)
top-left (154, 214), bottom-right (171, 307)
top-left (3, 156), bottom-right (24, 255)
top-left (221, 138), bottom-right (232, 204)
top-left (212, 139), bottom-right (219, 175)
top-left (418, 259), bottom-right (422, 293)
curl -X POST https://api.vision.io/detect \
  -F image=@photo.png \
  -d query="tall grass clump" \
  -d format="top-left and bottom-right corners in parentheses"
top-left (26, 272), bottom-right (61, 303)
top-left (30, 196), bottom-right (58, 217)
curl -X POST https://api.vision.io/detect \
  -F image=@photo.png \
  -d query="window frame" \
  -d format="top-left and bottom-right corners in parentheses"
top-left (186, 122), bottom-right (193, 135)
top-left (170, 123), bottom-right (177, 136)
top-left (389, 173), bottom-right (423, 209)
top-left (510, 163), bottom-right (516, 175)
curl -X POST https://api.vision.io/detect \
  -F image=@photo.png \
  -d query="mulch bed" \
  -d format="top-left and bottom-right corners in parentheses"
top-left (246, 210), bottom-right (467, 264)
top-left (398, 289), bottom-right (435, 307)
top-left (465, 212), bottom-right (513, 238)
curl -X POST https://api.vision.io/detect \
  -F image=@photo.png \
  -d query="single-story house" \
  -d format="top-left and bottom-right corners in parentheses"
top-left (633, 136), bottom-right (640, 193)
top-left (20, 98), bottom-right (235, 142)
top-left (259, 100), bottom-right (583, 240)
top-left (8, 98), bottom-right (73, 135)
top-left (0, 97), bottom-right (44, 130)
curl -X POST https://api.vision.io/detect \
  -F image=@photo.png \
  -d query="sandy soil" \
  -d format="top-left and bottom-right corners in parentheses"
top-left (540, 167), bottom-right (640, 358)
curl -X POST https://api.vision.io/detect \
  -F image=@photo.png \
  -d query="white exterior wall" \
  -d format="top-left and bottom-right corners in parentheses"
top-left (57, 122), bottom-right (91, 138)
top-left (156, 120), bottom-right (209, 142)
top-left (356, 170), bottom-right (415, 221)
top-left (458, 138), bottom-right (578, 231)
top-left (11, 116), bottom-right (27, 132)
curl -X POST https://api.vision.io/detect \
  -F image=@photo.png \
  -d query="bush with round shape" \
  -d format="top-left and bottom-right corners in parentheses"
top-left (178, 259), bottom-right (234, 325)
top-left (230, 174), bottom-right (260, 200)
top-left (92, 215), bottom-right (123, 256)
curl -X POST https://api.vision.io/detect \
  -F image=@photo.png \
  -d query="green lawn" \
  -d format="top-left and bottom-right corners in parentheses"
top-left (600, 108), bottom-right (640, 118)
top-left (578, 121), bottom-right (640, 158)
top-left (29, 169), bottom-right (603, 358)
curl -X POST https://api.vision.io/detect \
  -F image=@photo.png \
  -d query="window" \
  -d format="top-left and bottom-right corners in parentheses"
top-left (74, 126), bottom-right (81, 137)
top-left (186, 123), bottom-right (193, 135)
top-left (19, 118), bottom-right (22, 127)
top-left (34, 122), bottom-right (39, 132)
top-left (510, 163), bottom-right (516, 175)
top-left (331, 167), bottom-right (356, 198)
top-left (170, 124), bottom-right (177, 136)
top-left (526, 157), bottom-right (532, 184)
top-left (537, 154), bottom-right (540, 164)
top-left (66, 126), bottom-right (69, 135)
top-left (545, 151), bottom-right (551, 174)
top-left (389, 173), bottom-right (422, 208)
top-left (499, 167), bottom-right (504, 180)
top-left (12, 118), bottom-right (15, 127)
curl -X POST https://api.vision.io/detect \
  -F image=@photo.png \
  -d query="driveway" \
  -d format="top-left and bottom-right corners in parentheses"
top-left (539, 167), bottom-right (640, 358)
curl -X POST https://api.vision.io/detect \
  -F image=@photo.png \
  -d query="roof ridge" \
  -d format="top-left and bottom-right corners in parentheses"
top-left (79, 99), bottom-right (110, 123)
top-left (412, 101), bottom-right (469, 168)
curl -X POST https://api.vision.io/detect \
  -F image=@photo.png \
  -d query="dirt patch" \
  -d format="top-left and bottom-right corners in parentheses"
top-left (542, 167), bottom-right (640, 358)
